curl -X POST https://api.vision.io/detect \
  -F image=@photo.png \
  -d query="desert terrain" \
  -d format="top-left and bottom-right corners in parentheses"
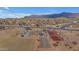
top-left (0, 18), bottom-right (79, 51)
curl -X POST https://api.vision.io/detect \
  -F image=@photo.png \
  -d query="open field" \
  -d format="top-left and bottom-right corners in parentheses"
top-left (0, 28), bottom-right (36, 51)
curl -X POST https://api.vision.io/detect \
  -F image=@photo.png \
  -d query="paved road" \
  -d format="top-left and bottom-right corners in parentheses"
top-left (61, 21), bottom-right (79, 29)
top-left (0, 23), bottom-right (79, 31)
top-left (48, 27), bottom-right (79, 31)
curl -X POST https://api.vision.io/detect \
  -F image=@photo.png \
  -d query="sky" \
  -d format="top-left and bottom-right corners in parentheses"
top-left (0, 7), bottom-right (79, 18)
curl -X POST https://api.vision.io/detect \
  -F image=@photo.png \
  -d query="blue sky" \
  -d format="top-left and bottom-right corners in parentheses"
top-left (0, 7), bottom-right (79, 18)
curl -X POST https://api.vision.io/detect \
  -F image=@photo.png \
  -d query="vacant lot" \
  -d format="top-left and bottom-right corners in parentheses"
top-left (0, 28), bottom-right (36, 51)
top-left (48, 29), bottom-right (79, 51)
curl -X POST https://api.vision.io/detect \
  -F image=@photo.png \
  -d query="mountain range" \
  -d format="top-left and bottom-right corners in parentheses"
top-left (24, 12), bottom-right (79, 18)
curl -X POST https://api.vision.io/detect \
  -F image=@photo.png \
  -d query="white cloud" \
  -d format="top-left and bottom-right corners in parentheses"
top-left (9, 13), bottom-right (31, 18)
top-left (0, 9), bottom-right (31, 18)
top-left (4, 7), bottom-right (9, 10)
top-left (0, 13), bottom-right (30, 18)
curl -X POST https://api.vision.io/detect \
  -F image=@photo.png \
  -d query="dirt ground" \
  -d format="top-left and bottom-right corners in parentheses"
top-left (0, 28), bottom-right (79, 51)
top-left (0, 28), bottom-right (36, 51)
top-left (41, 29), bottom-right (79, 51)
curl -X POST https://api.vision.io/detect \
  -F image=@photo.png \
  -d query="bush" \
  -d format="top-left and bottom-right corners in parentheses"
top-left (72, 41), bottom-right (77, 45)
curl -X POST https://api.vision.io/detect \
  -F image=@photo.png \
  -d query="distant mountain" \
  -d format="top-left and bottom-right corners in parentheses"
top-left (24, 12), bottom-right (79, 18)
